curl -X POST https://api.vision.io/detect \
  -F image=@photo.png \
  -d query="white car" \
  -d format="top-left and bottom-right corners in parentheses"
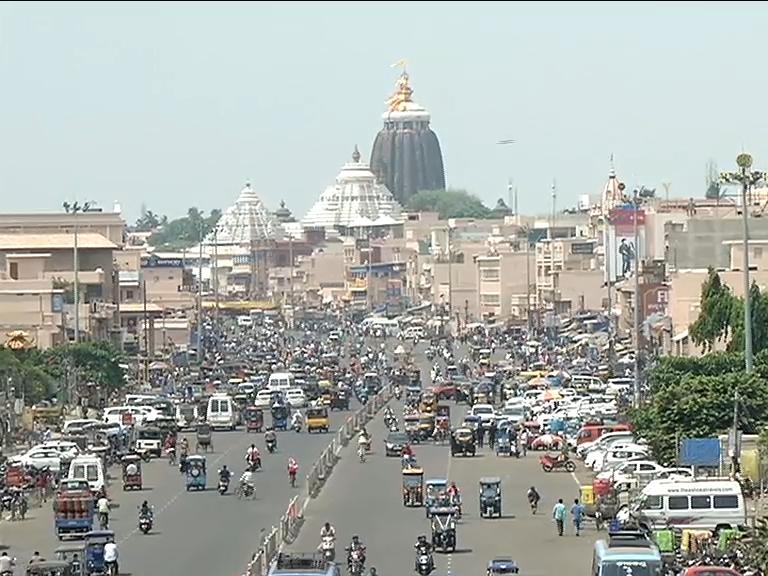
top-left (254, 390), bottom-right (273, 408)
top-left (40, 440), bottom-right (80, 460)
top-left (596, 460), bottom-right (667, 484)
top-left (285, 388), bottom-right (307, 408)
top-left (10, 447), bottom-right (63, 474)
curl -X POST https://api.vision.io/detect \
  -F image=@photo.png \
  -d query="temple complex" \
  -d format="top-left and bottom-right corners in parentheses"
top-left (302, 146), bottom-right (403, 233)
top-left (369, 64), bottom-right (445, 206)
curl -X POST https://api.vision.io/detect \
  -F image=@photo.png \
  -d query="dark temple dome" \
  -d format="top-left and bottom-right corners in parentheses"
top-left (369, 68), bottom-right (445, 206)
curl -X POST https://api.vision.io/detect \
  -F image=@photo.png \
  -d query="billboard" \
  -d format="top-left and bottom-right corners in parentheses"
top-left (604, 206), bottom-right (645, 283)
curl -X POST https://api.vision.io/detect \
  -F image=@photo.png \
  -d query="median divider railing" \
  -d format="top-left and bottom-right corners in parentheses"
top-left (244, 385), bottom-right (393, 576)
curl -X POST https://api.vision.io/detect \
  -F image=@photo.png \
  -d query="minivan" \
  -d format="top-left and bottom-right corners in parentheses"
top-left (206, 394), bottom-right (236, 430)
top-left (268, 372), bottom-right (295, 393)
top-left (628, 479), bottom-right (746, 531)
top-left (67, 454), bottom-right (106, 493)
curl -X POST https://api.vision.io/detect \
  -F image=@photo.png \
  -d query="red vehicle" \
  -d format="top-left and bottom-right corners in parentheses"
top-left (428, 383), bottom-right (456, 400)
top-left (530, 433), bottom-right (565, 451)
top-left (539, 454), bottom-right (576, 473)
top-left (576, 423), bottom-right (632, 445)
top-left (681, 567), bottom-right (741, 576)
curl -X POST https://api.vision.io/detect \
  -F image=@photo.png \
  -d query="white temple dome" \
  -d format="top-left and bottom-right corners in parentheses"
top-left (207, 181), bottom-right (284, 245)
top-left (302, 146), bottom-right (403, 230)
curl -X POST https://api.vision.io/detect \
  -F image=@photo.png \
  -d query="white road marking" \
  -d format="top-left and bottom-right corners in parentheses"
top-left (118, 433), bottom-right (252, 545)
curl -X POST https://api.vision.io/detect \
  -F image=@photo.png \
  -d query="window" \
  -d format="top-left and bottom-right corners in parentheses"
top-left (641, 495), bottom-right (663, 510)
top-left (690, 496), bottom-right (711, 509)
top-left (481, 293), bottom-right (500, 306)
top-left (125, 290), bottom-right (134, 300)
top-left (9, 262), bottom-right (18, 280)
top-left (713, 495), bottom-right (739, 509)
top-left (667, 496), bottom-right (688, 510)
top-left (638, 464), bottom-right (658, 473)
top-left (480, 268), bottom-right (500, 281)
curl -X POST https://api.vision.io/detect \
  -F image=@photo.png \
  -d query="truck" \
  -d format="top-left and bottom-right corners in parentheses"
top-left (54, 480), bottom-right (94, 540)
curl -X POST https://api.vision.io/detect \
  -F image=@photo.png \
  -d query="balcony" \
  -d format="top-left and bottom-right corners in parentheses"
top-left (45, 269), bottom-right (106, 286)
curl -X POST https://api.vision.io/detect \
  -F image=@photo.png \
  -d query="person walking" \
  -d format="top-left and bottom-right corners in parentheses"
top-left (552, 498), bottom-right (566, 536)
top-left (571, 498), bottom-right (585, 536)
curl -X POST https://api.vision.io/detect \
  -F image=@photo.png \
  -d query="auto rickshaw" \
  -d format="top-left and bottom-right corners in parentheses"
top-left (425, 478), bottom-right (448, 514)
top-left (522, 421), bottom-right (542, 449)
top-left (430, 507), bottom-right (457, 553)
top-left (451, 427), bottom-right (477, 457)
top-left (185, 455), bottom-right (207, 491)
top-left (318, 380), bottom-right (333, 406)
top-left (402, 467), bottom-right (424, 507)
top-left (271, 404), bottom-right (290, 431)
top-left (244, 406), bottom-right (264, 433)
top-left (406, 386), bottom-right (422, 403)
top-left (83, 530), bottom-right (114, 576)
top-left (306, 407), bottom-right (330, 433)
top-left (55, 543), bottom-right (85, 576)
top-left (419, 391), bottom-right (437, 414)
top-left (418, 414), bottom-right (436, 441)
top-left (120, 454), bottom-right (142, 490)
top-left (26, 560), bottom-right (72, 576)
top-left (404, 414), bottom-right (421, 443)
top-left (436, 404), bottom-right (451, 423)
top-left (479, 477), bottom-right (502, 518)
top-left (195, 422), bottom-right (213, 452)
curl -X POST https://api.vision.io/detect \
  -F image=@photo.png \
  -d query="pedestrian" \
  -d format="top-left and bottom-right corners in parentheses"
top-left (552, 498), bottom-right (566, 536)
top-left (571, 498), bottom-right (585, 536)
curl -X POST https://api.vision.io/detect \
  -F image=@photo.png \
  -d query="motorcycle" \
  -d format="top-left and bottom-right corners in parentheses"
top-left (98, 512), bottom-right (109, 530)
top-left (105, 560), bottom-right (118, 576)
top-left (218, 479), bottom-right (229, 495)
top-left (348, 549), bottom-right (365, 576)
top-left (248, 456), bottom-right (262, 471)
top-left (394, 387), bottom-right (402, 401)
top-left (266, 439), bottom-right (277, 454)
top-left (288, 467), bottom-right (298, 488)
top-left (539, 455), bottom-right (576, 473)
top-left (167, 446), bottom-right (176, 465)
top-left (319, 536), bottom-right (335, 562)
top-left (357, 446), bottom-right (366, 463)
top-left (236, 481), bottom-right (255, 500)
top-left (528, 496), bottom-right (539, 514)
top-left (416, 553), bottom-right (433, 576)
top-left (293, 420), bottom-right (303, 433)
top-left (138, 514), bottom-right (152, 534)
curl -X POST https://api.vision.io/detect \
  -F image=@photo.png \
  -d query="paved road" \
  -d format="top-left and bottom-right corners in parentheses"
top-left (1, 405), bottom-right (356, 576)
top-left (290, 343), bottom-right (598, 575)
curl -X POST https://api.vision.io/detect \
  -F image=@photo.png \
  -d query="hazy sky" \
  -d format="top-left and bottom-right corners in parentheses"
top-left (2, 1), bottom-right (767, 222)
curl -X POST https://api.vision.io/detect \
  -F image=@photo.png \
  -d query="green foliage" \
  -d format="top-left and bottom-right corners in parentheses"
top-left (147, 207), bottom-right (222, 251)
top-left (406, 189), bottom-right (492, 219)
top-left (41, 341), bottom-right (127, 391)
top-left (0, 347), bottom-right (53, 405)
top-left (630, 353), bottom-right (768, 465)
top-left (688, 268), bottom-right (768, 354)
top-left (133, 204), bottom-right (168, 233)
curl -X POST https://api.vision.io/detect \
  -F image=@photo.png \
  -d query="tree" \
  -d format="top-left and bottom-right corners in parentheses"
top-left (629, 353), bottom-right (768, 464)
top-left (133, 204), bottom-right (167, 232)
top-left (41, 341), bottom-right (127, 400)
top-left (148, 207), bottom-right (222, 251)
top-left (406, 189), bottom-right (492, 219)
top-left (689, 268), bottom-right (734, 352)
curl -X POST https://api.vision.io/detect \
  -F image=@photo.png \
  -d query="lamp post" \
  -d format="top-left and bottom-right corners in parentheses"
top-left (62, 201), bottom-right (92, 342)
top-left (632, 189), bottom-right (642, 406)
top-left (719, 153), bottom-right (766, 373)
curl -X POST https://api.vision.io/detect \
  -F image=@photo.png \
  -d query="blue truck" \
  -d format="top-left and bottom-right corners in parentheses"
top-left (54, 481), bottom-right (94, 540)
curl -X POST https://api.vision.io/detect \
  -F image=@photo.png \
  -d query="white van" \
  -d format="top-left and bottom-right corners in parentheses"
top-left (103, 406), bottom-right (158, 426)
top-left (206, 394), bottom-right (236, 430)
top-left (268, 372), bottom-right (295, 393)
top-left (629, 479), bottom-right (746, 531)
top-left (67, 454), bottom-right (106, 492)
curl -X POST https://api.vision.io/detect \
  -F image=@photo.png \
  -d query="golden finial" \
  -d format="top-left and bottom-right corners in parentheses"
top-left (387, 59), bottom-right (413, 112)
top-left (4, 330), bottom-right (33, 350)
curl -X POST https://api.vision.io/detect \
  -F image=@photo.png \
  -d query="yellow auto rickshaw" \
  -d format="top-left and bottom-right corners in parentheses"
top-left (306, 407), bottom-right (330, 433)
top-left (402, 467), bottom-right (424, 507)
top-left (419, 391), bottom-right (437, 413)
top-left (318, 380), bottom-right (333, 406)
top-left (418, 414), bottom-right (435, 441)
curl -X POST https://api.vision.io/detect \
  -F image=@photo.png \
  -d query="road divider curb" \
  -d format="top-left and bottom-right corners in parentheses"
top-left (244, 386), bottom-right (392, 576)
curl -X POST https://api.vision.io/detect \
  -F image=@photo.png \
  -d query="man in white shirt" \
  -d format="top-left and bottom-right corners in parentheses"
top-left (103, 538), bottom-right (118, 575)
top-left (97, 496), bottom-right (110, 528)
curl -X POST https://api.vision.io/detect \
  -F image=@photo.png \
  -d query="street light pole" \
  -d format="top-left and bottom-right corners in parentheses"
top-left (632, 190), bottom-right (642, 406)
top-left (63, 201), bottom-right (92, 342)
top-left (719, 153), bottom-right (765, 373)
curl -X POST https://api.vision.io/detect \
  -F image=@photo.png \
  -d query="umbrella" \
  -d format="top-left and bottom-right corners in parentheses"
top-left (540, 389), bottom-right (562, 401)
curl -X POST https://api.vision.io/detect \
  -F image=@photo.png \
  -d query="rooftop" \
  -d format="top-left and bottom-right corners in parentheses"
top-left (0, 233), bottom-right (117, 251)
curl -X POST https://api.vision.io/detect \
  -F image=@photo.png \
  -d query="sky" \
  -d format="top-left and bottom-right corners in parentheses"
top-left (1, 1), bottom-right (768, 223)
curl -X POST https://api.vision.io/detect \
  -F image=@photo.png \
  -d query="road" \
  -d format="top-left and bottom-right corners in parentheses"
top-left (0, 405), bottom-right (357, 576)
top-left (289, 344), bottom-right (599, 575)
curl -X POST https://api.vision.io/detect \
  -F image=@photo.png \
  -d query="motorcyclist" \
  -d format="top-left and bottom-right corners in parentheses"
top-left (320, 522), bottom-right (336, 541)
top-left (414, 535), bottom-right (434, 572)
top-left (265, 428), bottom-right (277, 450)
top-left (0, 551), bottom-right (15, 575)
top-left (318, 521), bottom-right (336, 559)
top-left (246, 444), bottom-right (261, 469)
top-left (358, 429), bottom-right (371, 451)
top-left (239, 468), bottom-right (255, 495)
top-left (218, 465), bottom-right (232, 488)
top-left (291, 411), bottom-right (303, 429)
top-left (557, 441), bottom-right (570, 463)
top-left (139, 500), bottom-right (153, 521)
top-left (346, 535), bottom-right (366, 570)
top-left (103, 537), bottom-right (118, 575)
top-left (180, 437), bottom-right (189, 457)
top-left (287, 457), bottom-right (298, 484)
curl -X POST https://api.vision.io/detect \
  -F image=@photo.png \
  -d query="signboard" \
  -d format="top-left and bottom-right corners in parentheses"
top-left (609, 205), bottom-right (646, 229)
top-left (604, 207), bottom-right (646, 283)
top-left (141, 255), bottom-right (184, 269)
top-left (571, 242), bottom-right (595, 255)
top-left (642, 284), bottom-right (668, 318)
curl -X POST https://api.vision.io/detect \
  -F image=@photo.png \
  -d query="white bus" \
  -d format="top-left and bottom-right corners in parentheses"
top-left (206, 394), bottom-right (236, 430)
